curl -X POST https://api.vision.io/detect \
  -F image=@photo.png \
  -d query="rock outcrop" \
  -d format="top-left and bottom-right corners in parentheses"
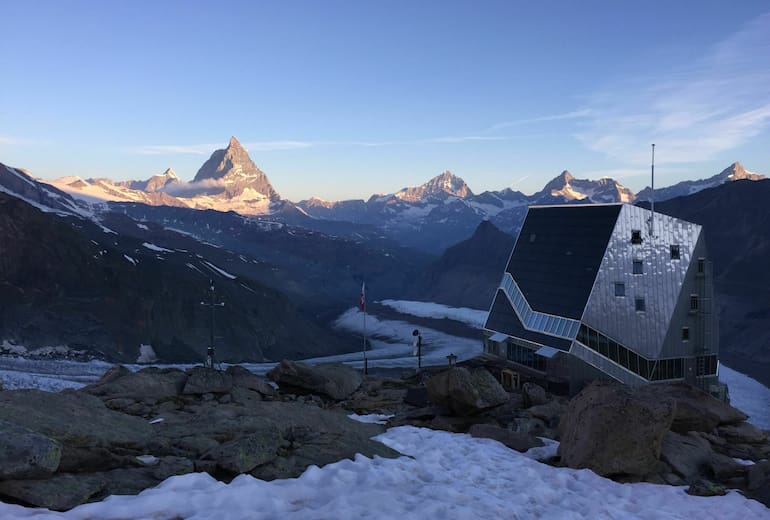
top-left (268, 360), bottom-right (362, 400)
top-left (426, 367), bottom-right (509, 416)
top-left (558, 382), bottom-right (676, 476)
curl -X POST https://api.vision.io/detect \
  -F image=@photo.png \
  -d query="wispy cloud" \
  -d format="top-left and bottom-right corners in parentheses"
top-left (576, 11), bottom-right (770, 165)
top-left (0, 135), bottom-right (29, 146)
top-left (482, 110), bottom-right (592, 133)
top-left (135, 140), bottom-right (314, 155)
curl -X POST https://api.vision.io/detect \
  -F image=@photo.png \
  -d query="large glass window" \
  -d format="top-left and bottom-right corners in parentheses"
top-left (670, 245), bottom-right (681, 260)
top-left (633, 260), bottom-right (644, 274)
top-left (635, 297), bottom-right (646, 312)
top-left (614, 282), bottom-right (626, 297)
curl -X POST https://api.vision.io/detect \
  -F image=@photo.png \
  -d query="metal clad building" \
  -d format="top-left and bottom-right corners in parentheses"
top-left (483, 203), bottom-right (721, 394)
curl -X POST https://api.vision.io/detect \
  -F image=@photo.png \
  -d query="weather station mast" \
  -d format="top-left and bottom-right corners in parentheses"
top-left (201, 279), bottom-right (225, 369)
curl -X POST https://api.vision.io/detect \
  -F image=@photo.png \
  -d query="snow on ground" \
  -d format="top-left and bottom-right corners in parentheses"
top-left (719, 364), bottom-right (770, 430)
top-left (141, 242), bottom-right (173, 253)
top-left (1, 426), bottom-right (767, 520)
top-left (379, 299), bottom-right (488, 328)
top-left (348, 413), bottom-right (393, 425)
top-left (0, 300), bottom-right (769, 518)
top-left (327, 307), bottom-right (482, 369)
top-left (201, 260), bottom-right (237, 279)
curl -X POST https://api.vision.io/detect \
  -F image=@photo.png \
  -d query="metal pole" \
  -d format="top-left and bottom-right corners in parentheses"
top-left (363, 305), bottom-right (368, 375)
top-left (650, 143), bottom-right (655, 237)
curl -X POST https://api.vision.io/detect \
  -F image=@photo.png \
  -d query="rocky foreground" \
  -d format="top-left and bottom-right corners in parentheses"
top-left (0, 359), bottom-right (768, 511)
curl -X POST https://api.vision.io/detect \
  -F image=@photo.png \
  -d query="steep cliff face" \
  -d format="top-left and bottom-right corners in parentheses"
top-left (192, 136), bottom-right (279, 201)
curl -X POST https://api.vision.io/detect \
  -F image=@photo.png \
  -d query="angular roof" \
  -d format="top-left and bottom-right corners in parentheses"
top-left (505, 204), bottom-right (622, 319)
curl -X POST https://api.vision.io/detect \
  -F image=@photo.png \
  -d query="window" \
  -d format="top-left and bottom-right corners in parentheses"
top-left (697, 258), bottom-right (705, 274)
top-left (670, 245), bottom-right (681, 259)
top-left (631, 230), bottom-right (642, 244)
top-left (682, 327), bottom-right (690, 341)
top-left (635, 297), bottom-right (646, 312)
top-left (614, 282), bottom-right (626, 297)
top-left (633, 260), bottom-right (644, 274)
top-left (690, 294), bottom-right (699, 311)
top-left (529, 234), bottom-right (537, 243)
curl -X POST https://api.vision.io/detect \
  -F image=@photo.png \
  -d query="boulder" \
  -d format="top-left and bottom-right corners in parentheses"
top-left (0, 389), bottom-right (154, 450)
top-left (468, 424), bottom-right (544, 452)
top-left (522, 382), bottom-right (548, 407)
top-left (660, 431), bottom-right (713, 481)
top-left (203, 424), bottom-right (281, 474)
top-left (0, 473), bottom-right (106, 511)
top-left (183, 366), bottom-right (234, 395)
top-left (268, 360), bottom-right (362, 400)
top-left (558, 381), bottom-right (675, 477)
top-left (0, 419), bottom-right (61, 480)
top-left (717, 422), bottom-right (769, 445)
top-left (226, 365), bottom-right (275, 396)
top-left (746, 460), bottom-right (770, 508)
top-left (425, 367), bottom-right (508, 416)
top-left (83, 366), bottom-right (188, 402)
top-left (685, 479), bottom-right (726, 497)
top-left (642, 382), bottom-right (747, 432)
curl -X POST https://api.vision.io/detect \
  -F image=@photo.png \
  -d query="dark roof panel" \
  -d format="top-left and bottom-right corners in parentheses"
top-left (506, 204), bottom-right (621, 319)
top-left (485, 290), bottom-right (573, 351)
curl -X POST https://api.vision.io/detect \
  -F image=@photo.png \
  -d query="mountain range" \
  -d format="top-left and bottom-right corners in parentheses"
top-left (45, 138), bottom-right (766, 252)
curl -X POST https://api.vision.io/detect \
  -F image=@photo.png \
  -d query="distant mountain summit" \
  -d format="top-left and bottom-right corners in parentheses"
top-left (394, 171), bottom-right (473, 202)
top-left (636, 162), bottom-right (766, 202)
top-left (193, 136), bottom-right (279, 201)
top-left (536, 170), bottom-right (635, 203)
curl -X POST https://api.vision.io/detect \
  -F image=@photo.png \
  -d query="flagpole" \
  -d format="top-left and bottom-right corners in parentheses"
top-left (361, 281), bottom-right (368, 375)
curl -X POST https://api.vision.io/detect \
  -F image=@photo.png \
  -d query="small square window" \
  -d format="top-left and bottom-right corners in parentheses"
top-left (682, 327), bottom-right (690, 341)
top-left (635, 297), bottom-right (646, 312)
top-left (670, 245), bottom-right (681, 260)
top-left (631, 230), bottom-right (643, 244)
top-left (690, 294), bottom-right (699, 311)
top-left (633, 260), bottom-right (643, 274)
top-left (614, 282), bottom-right (626, 297)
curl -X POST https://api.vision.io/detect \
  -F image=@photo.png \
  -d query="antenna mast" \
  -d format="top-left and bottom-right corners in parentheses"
top-left (650, 143), bottom-right (655, 237)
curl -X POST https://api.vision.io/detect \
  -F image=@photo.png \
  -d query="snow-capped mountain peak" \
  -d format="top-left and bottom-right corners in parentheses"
top-left (394, 171), bottom-right (473, 202)
top-left (537, 170), bottom-right (635, 203)
top-left (191, 136), bottom-right (279, 201)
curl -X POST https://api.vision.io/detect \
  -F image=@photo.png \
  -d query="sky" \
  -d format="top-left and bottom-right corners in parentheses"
top-left (2, 0), bottom-right (769, 201)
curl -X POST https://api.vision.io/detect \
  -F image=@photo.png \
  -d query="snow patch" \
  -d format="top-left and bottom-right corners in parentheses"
top-left (379, 300), bottom-right (488, 328)
top-left (142, 242), bottom-right (173, 253)
top-left (123, 254), bottom-right (137, 265)
top-left (347, 413), bottom-right (393, 425)
top-left (136, 344), bottom-right (158, 364)
top-left (201, 260), bottom-right (236, 279)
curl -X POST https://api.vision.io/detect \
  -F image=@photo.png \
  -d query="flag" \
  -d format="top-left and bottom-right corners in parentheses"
top-left (359, 281), bottom-right (366, 312)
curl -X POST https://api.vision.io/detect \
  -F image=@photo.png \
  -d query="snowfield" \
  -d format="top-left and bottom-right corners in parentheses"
top-left (0, 426), bottom-right (767, 519)
top-left (0, 300), bottom-right (768, 518)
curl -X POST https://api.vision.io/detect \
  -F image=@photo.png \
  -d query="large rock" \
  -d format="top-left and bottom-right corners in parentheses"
top-left (642, 382), bottom-right (747, 432)
top-left (558, 382), bottom-right (676, 477)
top-left (202, 420), bottom-right (281, 474)
top-left (746, 460), bottom-right (770, 508)
top-left (268, 360), bottom-right (362, 400)
top-left (426, 367), bottom-right (509, 416)
top-left (226, 365), bottom-right (275, 396)
top-left (660, 431), bottom-right (713, 481)
top-left (0, 473), bottom-right (106, 511)
top-left (522, 382), bottom-right (548, 407)
top-left (717, 422), bottom-right (769, 445)
top-left (83, 365), bottom-right (188, 401)
top-left (183, 366), bottom-right (234, 395)
top-left (0, 389), bottom-right (154, 450)
top-left (0, 419), bottom-right (61, 480)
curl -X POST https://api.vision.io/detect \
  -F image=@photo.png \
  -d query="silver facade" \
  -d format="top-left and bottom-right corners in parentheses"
top-left (579, 205), bottom-right (702, 359)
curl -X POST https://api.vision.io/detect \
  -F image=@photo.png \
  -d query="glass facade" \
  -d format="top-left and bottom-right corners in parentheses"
top-left (577, 323), bottom-right (718, 381)
top-left (499, 273), bottom-right (580, 340)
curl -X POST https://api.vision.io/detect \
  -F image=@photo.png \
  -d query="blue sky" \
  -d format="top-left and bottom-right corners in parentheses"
top-left (2, 1), bottom-right (769, 201)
